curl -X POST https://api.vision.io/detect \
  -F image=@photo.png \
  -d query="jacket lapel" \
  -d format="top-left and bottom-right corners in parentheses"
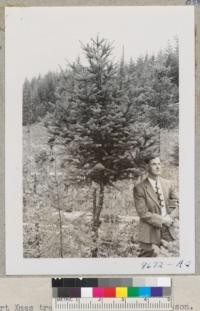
top-left (159, 178), bottom-right (170, 212)
top-left (144, 179), bottom-right (160, 208)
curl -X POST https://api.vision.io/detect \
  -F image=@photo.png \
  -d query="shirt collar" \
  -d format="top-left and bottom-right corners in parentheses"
top-left (148, 176), bottom-right (160, 185)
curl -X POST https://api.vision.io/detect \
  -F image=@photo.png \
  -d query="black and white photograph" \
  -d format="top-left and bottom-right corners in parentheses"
top-left (5, 6), bottom-right (195, 274)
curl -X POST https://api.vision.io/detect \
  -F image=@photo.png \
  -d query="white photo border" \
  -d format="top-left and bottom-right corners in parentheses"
top-left (5, 6), bottom-right (195, 275)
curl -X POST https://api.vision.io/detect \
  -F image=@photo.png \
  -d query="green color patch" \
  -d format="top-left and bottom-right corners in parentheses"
top-left (128, 287), bottom-right (139, 297)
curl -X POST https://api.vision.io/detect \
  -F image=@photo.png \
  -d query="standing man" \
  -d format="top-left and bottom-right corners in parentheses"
top-left (133, 156), bottom-right (178, 257)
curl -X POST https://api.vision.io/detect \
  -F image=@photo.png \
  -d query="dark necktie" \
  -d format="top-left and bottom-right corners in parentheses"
top-left (155, 180), bottom-right (165, 210)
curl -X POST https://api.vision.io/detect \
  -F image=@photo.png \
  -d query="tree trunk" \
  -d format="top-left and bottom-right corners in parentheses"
top-left (52, 147), bottom-right (63, 258)
top-left (91, 182), bottom-right (104, 257)
top-left (35, 222), bottom-right (41, 257)
top-left (58, 207), bottom-right (63, 258)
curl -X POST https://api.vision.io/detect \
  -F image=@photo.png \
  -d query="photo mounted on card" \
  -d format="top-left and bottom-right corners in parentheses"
top-left (5, 6), bottom-right (195, 274)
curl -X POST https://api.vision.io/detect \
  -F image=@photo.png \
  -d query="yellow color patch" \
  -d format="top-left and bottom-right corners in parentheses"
top-left (116, 287), bottom-right (127, 298)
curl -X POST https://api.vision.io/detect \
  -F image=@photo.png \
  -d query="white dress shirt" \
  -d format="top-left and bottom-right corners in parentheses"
top-left (148, 177), bottom-right (167, 217)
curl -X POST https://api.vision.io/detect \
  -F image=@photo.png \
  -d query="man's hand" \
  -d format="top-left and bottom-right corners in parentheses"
top-left (152, 244), bottom-right (160, 257)
top-left (162, 215), bottom-right (174, 227)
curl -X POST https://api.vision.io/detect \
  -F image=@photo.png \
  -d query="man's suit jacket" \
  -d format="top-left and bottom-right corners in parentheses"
top-left (133, 177), bottom-right (178, 245)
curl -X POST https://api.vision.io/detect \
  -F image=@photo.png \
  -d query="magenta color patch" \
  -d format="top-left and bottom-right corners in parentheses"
top-left (93, 287), bottom-right (104, 297)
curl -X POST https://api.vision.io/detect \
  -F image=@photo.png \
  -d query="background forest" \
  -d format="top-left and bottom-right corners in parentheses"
top-left (23, 37), bottom-right (179, 258)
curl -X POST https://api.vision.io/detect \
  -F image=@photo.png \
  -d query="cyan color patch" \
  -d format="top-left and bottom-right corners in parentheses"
top-left (139, 287), bottom-right (151, 297)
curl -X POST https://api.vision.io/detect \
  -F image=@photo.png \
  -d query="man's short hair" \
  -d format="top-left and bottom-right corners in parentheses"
top-left (144, 155), bottom-right (161, 164)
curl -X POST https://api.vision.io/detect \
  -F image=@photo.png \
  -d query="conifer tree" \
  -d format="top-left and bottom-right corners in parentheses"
top-left (46, 37), bottom-right (159, 257)
top-left (23, 79), bottom-right (32, 125)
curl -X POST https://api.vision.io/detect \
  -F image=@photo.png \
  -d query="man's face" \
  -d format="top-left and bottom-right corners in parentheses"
top-left (148, 157), bottom-right (161, 177)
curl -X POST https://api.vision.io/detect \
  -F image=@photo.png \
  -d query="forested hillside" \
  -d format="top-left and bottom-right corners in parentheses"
top-left (23, 37), bottom-right (179, 258)
top-left (23, 40), bottom-right (178, 129)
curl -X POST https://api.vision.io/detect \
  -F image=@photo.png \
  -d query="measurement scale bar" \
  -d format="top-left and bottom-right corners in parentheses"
top-left (52, 297), bottom-right (172, 311)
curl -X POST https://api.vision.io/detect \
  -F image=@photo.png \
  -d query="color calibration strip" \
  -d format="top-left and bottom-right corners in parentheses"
top-left (52, 278), bottom-right (172, 310)
top-left (53, 286), bottom-right (171, 298)
top-left (52, 277), bottom-right (171, 288)
top-left (52, 278), bottom-right (171, 298)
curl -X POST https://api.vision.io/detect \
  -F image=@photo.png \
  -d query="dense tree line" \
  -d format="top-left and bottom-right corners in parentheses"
top-left (186, 0), bottom-right (200, 4)
top-left (23, 72), bottom-right (59, 125)
top-left (23, 39), bottom-right (179, 130)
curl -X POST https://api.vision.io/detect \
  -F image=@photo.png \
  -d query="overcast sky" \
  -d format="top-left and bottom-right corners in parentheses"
top-left (5, 7), bottom-right (183, 81)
